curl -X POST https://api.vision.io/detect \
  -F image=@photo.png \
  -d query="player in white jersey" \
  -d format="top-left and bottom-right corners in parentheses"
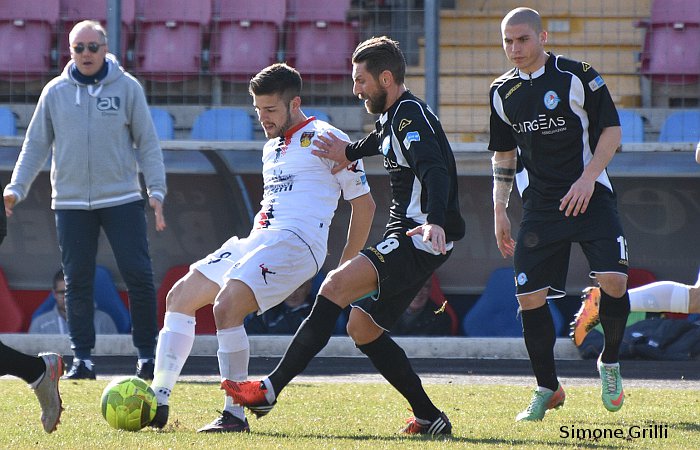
top-left (149, 63), bottom-right (375, 433)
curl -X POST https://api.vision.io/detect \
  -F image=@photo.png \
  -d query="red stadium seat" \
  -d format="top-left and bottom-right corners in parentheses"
top-left (0, 0), bottom-right (59, 80)
top-left (133, 0), bottom-right (211, 81)
top-left (157, 265), bottom-right (217, 334)
top-left (0, 267), bottom-right (25, 332)
top-left (209, 0), bottom-right (285, 80)
top-left (58, 0), bottom-right (136, 68)
top-left (640, 0), bottom-right (700, 84)
top-left (284, 0), bottom-right (359, 80)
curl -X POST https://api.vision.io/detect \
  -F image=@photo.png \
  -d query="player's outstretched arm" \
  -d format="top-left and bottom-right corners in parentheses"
top-left (339, 192), bottom-right (375, 265)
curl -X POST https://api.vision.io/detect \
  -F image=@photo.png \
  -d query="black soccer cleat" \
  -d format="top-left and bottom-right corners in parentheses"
top-left (197, 410), bottom-right (250, 433)
top-left (149, 404), bottom-right (169, 429)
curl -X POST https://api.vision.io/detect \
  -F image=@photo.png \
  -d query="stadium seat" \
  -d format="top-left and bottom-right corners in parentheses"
top-left (640, 0), bottom-right (700, 84)
top-left (627, 267), bottom-right (657, 289)
top-left (0, 106), bottom-right (16, 136)
top-left (157, 264), bottom-right (217, 334)
top-left (0, 267), bottom-right (25, 332)
top-left (658, 110), bottom-right (700, 142)
top-left (303, 108), bottom-right (331, 123)
top-left (30, 265), bottom-right (132, 333)
top-left (284, 0), bottom-right (359, 80)
top-left (461, 267), bottom-right (565, 337)
top-left (0, 0), bottom-right (59, 80)
top-left (618, 109), bottom-right (644, 143)
top-left (149, 107), bottom-right (175, 140)
top-left (190, 108), bottom-right (254, 141)
top-left (133, 0), bottom-right (211, 81)
top-left (58, 0), bottom-right (136, 68)
top-left (209, 0), bottom-right (285, 80)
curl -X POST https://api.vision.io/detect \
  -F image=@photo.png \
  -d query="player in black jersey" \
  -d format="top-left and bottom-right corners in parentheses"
top-left (222, 36), bottom-right (464, 436)
top-left (489, 8), bottom-right (631, 421)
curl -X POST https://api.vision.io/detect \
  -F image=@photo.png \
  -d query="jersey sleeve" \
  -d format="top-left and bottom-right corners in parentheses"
top-left (346, 129), bottom-right (381, 161)
top-left (334, 158), bottom-right (371, 201)
top-left (393, 100), bottom-right (450, 227)
top-left (488, 84), bottom-right (518, 152)
top-left (577, 62), bottom-right (620, 129)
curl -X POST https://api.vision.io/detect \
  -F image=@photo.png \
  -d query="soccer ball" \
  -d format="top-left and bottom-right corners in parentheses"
top-left (101, 376), bottom-right (157, 431)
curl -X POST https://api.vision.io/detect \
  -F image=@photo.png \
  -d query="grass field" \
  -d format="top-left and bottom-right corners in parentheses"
top-left (1, 378), bottom-right (699, 449)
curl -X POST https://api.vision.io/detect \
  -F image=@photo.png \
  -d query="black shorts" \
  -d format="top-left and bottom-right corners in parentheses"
top-left (514, 190), bottom-right (629, 298)
top-left (353, 231), bottom-right (450, 330)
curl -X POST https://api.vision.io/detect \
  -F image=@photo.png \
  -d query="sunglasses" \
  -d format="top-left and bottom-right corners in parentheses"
top-left (72, 42), bottom-right (105, 54)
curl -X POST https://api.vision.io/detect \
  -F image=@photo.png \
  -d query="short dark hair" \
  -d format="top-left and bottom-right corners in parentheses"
top-left (249, 63), bottom-right (303, 103)
top-left (53, 269), bottom-right (64, 290)
top-left (352, 36), bottom-right (406, 84)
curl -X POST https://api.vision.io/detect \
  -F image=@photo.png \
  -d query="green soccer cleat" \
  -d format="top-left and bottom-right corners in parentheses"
top-left (598, 356), bottom-right (624, 412)
top-left (515, 384), bottom-right (565, 422)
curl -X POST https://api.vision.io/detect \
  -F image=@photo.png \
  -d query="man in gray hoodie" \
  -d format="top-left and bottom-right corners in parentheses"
top-left (3, 20), bottom-right (167, 380)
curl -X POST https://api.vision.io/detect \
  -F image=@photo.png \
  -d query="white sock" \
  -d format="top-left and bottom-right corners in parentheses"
top-left (151, 312), bottom-right (196, 406)
top-left (536, 386), bottom-right (553, 393)
top-left (262, 377), bottom-right (277, 404)
top-left (629, 281), bottom-right (690, 313)
top-left (217, 325), bottom-right (250, 421)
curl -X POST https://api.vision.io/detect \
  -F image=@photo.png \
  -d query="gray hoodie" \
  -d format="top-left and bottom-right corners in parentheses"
top-left (5, 54), bottom-right (166, 209)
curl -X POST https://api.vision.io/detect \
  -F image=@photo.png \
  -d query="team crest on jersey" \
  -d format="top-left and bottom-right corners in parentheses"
top-left (543, 91), bottom-right (560, 110)
top-left (517, 272), bottom-right (528, 286)
top-left (300, 131), bottom-right (315, 147)
top-left (588, 76), bottom-right (606, 92)
top-left (381, 135), bottom-right (391, 155)
top-left (398, 118), bottom-right (412, 131)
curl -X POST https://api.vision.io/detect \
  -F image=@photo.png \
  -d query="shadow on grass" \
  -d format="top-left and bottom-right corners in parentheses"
top-left (248, 430), bottom-right (621, 448)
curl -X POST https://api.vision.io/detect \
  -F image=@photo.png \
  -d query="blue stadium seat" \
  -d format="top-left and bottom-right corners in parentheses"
top-left (461, 267), bottom-right (565, 337)
top-left (658, 110), bottom-right (700, 142)
top-left (149, 107), bottom-right (174, 140)
top-left (190, 108), bottom-right (254, 141)
top-left (618, 109), bottom-right (644, 143)
top-left (0, 106), bottom-right (16, 136)
top-left (304, 108), bottom-right (331, 123)
top-left (31, 265), bottom-right (132, 333)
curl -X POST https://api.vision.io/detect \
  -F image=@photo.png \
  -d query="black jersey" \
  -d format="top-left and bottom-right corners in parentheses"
top-left (488, 53), bottom-right (620, 213)
top-left (346, 91), bottom-right (465, 242)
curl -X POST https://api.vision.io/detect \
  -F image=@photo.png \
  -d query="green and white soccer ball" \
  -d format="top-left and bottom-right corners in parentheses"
top-left (101, 376), bottom-right (157, 431)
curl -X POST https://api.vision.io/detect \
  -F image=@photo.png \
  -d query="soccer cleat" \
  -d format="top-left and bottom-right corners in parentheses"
top-left (197, 410), bottom-right (250, 433)
top-left (34, 353), bottom-right (64, 433)
top-left (570, 287), bottom-right (601, 346)
top-left (220, 380), bottom-right (276, 418)
top-left (149, 404), bottom-right (169, 429)
top-left (598, 356), bottom-right (624, 412)
top-left (401, 411), bottom-right (452, 435)
top-left (62, 359), bottom-right (96, 380)
top-left (515, 384), bottom-right (566, 422)
top-left (136, 359), bottom-right (155, 381)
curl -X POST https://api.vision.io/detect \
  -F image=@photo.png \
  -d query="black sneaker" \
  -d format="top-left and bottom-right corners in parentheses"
top-left (197, 411), bottom-right (250, 433)
top-left (150, 404), bottom-right (169, 429)
top-left (61, 360), bottom-right (96, 380)
top-left (136, 359), bottom-right (155, 380)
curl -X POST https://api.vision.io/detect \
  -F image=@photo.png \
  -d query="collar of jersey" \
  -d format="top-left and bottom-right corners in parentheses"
top-left (379, 90), bottom-right (413, 126)
top-left (283, 116), bottom-right (316, 145)
top-left (516, 51), bottom-right (552, 81)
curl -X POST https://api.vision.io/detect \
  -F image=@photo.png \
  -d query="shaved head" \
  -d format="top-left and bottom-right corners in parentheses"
top-left (501, 7), bottom-right (543, 35)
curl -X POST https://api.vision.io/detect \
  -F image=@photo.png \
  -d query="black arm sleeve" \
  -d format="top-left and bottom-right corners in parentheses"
top-left (345, 129), bottom-right (381, 161)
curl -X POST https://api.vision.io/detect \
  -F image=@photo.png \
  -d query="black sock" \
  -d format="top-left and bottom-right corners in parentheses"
top-left (268, 295), bottom-right (342, 395)
top-left (357, 332), bottom-right (440, 421)
top-left (521, 304), bottom-right (558, 391)
top-left (0, 341), bottom-right (45, 384)
top-left (598, 290), bottom-right (630, 364)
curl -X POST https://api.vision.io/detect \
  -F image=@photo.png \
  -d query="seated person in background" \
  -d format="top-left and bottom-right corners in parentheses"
top-left (390, 276), bottom-right (453, 336)
top-left (29, 270), bottom-right (118, 335)
top-left (245, 279), bottom-right (313, 335)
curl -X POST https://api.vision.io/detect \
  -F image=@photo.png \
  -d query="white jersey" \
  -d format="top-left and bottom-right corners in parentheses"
top-left (254, 117), bottom-right (370, 261)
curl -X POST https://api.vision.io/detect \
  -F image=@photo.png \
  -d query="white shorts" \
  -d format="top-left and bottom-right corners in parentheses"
top-left (192, 229), bottom-right (321, 313)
